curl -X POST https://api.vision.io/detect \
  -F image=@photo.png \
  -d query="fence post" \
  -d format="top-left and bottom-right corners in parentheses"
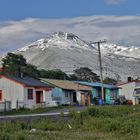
top-left (16, 100), bottom-right (18, 110)
top-left (4, 99), bottom-right (6, 112)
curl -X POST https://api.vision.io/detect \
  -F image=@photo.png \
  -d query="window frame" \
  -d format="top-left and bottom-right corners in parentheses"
top-left (64, 92), bottom-right (68, 98)
top-left (27, 89), bottom-right (33, 100)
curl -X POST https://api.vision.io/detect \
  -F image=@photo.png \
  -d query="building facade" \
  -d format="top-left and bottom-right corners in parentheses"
top-left (41, 79), bottom-right (92, 106)
top-left (76, 81), bottom-right (119, 105)
top-left (119, 80), bottom-right (140, 105)
top-left (0, 75), bottom-right (52, 109)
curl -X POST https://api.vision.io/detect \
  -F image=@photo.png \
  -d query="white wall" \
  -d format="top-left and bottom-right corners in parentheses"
top-left (135, 82), bottom-right (140, 87)
top-left (0, 77), bottom-right (53, 109)
top-left (45, 90), bottom-right (52, 103)
top-left (0, 77), bottom-right (24, 109)
top-left (76, 91), bottom-right (81, 105)
top-left (24, 88), bottom-right (36, 109)
top-left (119, 82), bottom-right (135, 100)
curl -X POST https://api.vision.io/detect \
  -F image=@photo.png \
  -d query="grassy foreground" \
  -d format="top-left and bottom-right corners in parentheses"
top-left (0, 105), bottom-right (140, 140)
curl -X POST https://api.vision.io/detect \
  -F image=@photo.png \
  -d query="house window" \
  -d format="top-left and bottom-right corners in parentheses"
top-left (0, 90), bottom-right (2, 101)
top-left (28, 89), bottom-right (33, 100)
top-left (65, 92), bottom-right (68, 97)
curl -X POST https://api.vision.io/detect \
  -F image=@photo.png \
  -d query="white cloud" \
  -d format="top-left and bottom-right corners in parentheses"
top-left (0, 15), bottom-right (140, 55)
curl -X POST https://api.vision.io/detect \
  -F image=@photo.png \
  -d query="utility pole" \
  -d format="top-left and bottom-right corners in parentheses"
top-left (91, 40), bottom-right (106, 102)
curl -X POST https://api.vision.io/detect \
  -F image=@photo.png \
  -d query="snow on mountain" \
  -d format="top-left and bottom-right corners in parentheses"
top-left (17, 31), bottom-right (93, 52)
top-left (13, 32), bottom-right (140, 81)
top-left (96, 43), bottom-right (140, 59)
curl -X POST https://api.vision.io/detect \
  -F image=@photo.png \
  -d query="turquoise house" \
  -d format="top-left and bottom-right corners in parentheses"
top-left (75, 81), bottom-right (119, 105)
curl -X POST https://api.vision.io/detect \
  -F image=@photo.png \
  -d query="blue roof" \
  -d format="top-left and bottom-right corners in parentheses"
top-left (75, 81), bottom-right (119, 89)
top-left (8, 76), bottom-right (49, 87)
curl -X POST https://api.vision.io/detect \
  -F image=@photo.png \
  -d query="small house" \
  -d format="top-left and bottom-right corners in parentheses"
top-left (41, 79), bottom-right (92, 106)
top-left (119, 79), bottom-right (140, 105)
top-left (75, 81), bottom-right (119, 105)
top-left (0, 75), bottom-right (52, 109)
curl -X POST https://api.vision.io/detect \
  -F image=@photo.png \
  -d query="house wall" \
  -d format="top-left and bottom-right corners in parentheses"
top-left (119, 82), bottom-right (136, 104)
top-left (105, 89), bottom-right (119, 104)
top-left (45, 90), bottom-right (53, 106)
top-left (51, 87), bottom-right (63, 104)
top-left (105, 89), bottom-right (111, 104)
top-left (76, 91), bottom-right (81, 105)
top-left (24, 88), bottom-right (51, 108)
top-left (61, 90), bottom-right (73, 105)
top-left (135, 82), bottom-right (140, 87)
top-left (24, 88), bottom-right (36, 109)
top-left (51, 86), bottom-right (92, 105)
top-left (51, 87), bottom-right (74, 105)
top-left (0, 77), bottom-right (24, 109)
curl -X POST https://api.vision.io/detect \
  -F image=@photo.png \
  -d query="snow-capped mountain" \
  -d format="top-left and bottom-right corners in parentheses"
top-left (96, 43), bottom-right (140, 59)
top-left (15, 32), bottom-right (140, 81)
top-left (18, 31), bottom-right (94, 52)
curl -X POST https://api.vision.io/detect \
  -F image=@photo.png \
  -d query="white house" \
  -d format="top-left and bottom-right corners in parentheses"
top-left (0, 75), bottom-right (53, 109)
top-left (119, 79), bottom-right (140, 105)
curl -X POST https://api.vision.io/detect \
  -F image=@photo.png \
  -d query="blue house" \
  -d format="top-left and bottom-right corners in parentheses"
top-left (41, 79), bottom-right (92, 106)
top-left (75, 81), bottom-right (119, 105)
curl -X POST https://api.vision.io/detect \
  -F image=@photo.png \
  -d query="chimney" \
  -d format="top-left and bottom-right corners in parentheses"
top-left (17, 67), bottom-right (23, 78)
top-left (127, 77), bottom-right (133, 82)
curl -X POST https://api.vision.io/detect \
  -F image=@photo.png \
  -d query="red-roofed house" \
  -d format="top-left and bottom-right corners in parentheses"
top-left (0, 75), bottom-right (53, 109)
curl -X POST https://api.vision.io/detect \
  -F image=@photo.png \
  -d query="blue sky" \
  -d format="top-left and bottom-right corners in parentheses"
top-left (0, 0), bottom-right (139, 21)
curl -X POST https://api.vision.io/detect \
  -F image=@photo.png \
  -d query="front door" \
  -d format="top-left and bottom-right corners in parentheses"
top-left (73, 92), bottom-right (77, 103)
top-left (81, 94), bottom-right (85, 106)
top-left (36, 91), bottom-right (43, 104)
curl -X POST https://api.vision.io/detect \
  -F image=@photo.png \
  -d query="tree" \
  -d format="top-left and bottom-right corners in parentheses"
top-left (73, 67), bottom-right (100, 82)
top-left (23, 64), bottom-right (40, 78)
top-left (69, 74), bottom-right (78, 81)
top-left (39, 69), bottom-right (69, 80)
top-left (2, 53), bottom-right (27, 76)
top-left (2, 53), bottom-right (40, 78)
top-left (103, 77), bottom-right (118, 85)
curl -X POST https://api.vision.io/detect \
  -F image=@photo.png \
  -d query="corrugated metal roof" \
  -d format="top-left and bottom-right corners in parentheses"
top-left (7, 76), bottom-right (49, 87)
top-left (75, 81), bottom-right (119, 89)
top-left (41, 79), bottom-right (92, 91)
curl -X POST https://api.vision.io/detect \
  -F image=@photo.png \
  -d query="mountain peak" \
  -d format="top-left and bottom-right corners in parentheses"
top-left (52, 31), bottom-right (79, 40)
top-left (17, 31), bottom-right (93, 52)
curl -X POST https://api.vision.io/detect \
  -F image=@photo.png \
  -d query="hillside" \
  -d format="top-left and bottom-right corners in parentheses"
top-left (16, 31), bottom-right (140, 81)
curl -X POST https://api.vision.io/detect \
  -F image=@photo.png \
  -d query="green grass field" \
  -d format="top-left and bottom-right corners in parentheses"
top-left (0, 105), bottom-right (140, 140)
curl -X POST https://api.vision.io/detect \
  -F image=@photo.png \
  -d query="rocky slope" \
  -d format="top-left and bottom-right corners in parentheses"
top-left (14, 31), bottom-right (140, 81)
